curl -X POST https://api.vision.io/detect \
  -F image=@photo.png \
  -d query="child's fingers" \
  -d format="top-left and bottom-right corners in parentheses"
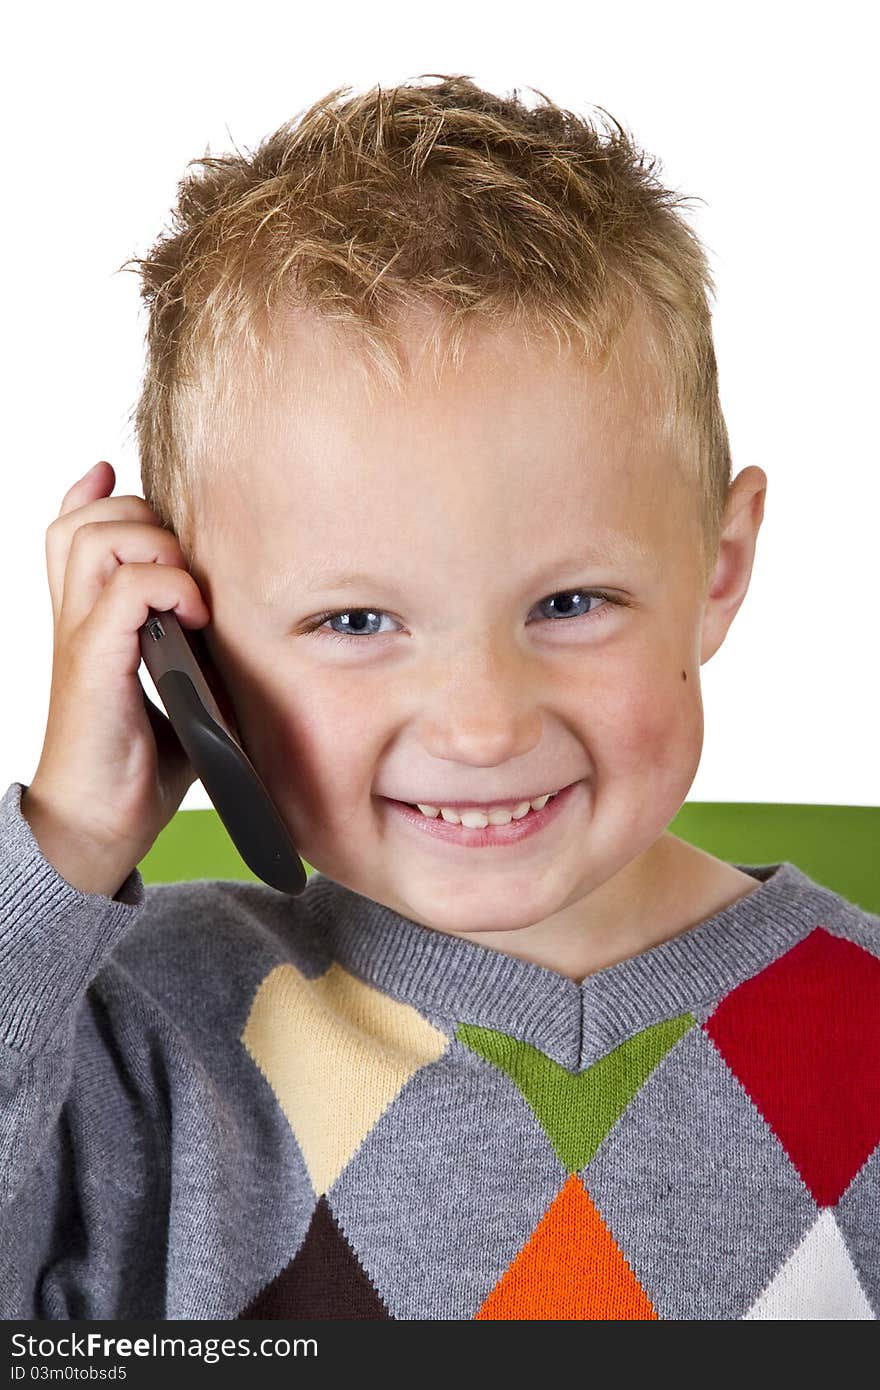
top-left (45, 464), bottom-right (169, 629)
top-left (57, 521), bottom-right (202, 638)
top-left (58, 460), bottom-right (114, 515)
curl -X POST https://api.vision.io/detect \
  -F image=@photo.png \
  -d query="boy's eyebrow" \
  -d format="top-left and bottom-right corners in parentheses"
top-left (260, 533), bottom-right (651, 605)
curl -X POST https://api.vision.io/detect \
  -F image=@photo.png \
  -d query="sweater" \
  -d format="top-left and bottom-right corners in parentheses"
top-left (1, 777), bottom-right (878, 1322)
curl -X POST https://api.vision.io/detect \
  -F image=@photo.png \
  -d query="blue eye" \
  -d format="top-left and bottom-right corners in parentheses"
top-left (315, 609), bottom-right (396, 640)
top-left (304, 590), bottom-right (623, 644)
top-left (536, 591), bottom-right (610, 621)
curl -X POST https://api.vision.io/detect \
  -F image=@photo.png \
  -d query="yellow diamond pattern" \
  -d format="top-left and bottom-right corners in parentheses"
top-left (241, 961), bottom-right (449, 1195)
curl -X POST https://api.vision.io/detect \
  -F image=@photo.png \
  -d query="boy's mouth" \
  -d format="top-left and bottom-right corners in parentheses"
top-left (379, 780), bottom-right (581, 848)
top-left (402, 790), bottom-right (559, 826)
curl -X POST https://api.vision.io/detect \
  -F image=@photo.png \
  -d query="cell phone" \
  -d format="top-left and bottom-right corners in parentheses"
top-left (137, 607), bottom-right (307, 895)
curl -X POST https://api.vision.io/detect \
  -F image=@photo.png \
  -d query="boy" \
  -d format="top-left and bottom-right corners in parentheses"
top-left (2, 75), bottom-right (878, 1321)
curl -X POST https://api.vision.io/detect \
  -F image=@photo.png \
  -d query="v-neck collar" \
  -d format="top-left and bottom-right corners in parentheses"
top-left (303, 861), bottom-right (850, 1071)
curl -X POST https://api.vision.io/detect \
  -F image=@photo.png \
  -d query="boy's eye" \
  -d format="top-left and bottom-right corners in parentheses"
top-left (304, 590), bottom-right (623, 644)
top-left (313, 609), bottom-right (399, 640)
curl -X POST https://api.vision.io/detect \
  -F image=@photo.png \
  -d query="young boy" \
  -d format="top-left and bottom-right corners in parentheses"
top-left (2, 75), bottom-right (878, 1322)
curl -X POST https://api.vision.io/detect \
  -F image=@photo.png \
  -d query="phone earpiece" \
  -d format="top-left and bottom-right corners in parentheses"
top-left (138, 607), bottom-right (307, 894)
top-left (186, 627), bottom-right (243, 744)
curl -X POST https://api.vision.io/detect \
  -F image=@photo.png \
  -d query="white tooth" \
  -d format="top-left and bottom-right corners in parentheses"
top-left (414, 791), bottom-right (558, 824)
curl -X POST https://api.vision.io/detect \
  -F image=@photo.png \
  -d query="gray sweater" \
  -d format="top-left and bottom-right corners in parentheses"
top-left (1, 777), bottom-right (878, 1321)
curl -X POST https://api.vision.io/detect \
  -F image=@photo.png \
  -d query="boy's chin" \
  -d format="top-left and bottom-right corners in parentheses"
top-left (376, 873), bottom-right (579, 938)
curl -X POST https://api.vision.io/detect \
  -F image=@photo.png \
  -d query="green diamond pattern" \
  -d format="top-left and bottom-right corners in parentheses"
top-left (457, 1013), bottom-right (695, 1172)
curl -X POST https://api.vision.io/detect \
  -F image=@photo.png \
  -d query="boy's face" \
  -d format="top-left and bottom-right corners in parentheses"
top-left (191, 308), bottom-right (765, 965)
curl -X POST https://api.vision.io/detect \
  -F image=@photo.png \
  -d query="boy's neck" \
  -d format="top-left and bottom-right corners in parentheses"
top-left (450, 834), bottom-right (762, 984)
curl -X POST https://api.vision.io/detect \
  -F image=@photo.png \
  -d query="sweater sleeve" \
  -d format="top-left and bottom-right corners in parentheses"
top-left (0, 780), bottom-right (152, 1318)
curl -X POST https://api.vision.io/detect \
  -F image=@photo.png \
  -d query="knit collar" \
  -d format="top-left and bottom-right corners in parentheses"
top-left (304, 861), bottom-right (850, 1072)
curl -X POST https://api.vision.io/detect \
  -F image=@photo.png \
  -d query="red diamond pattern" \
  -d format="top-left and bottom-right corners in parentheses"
top-left (705, 927), bottom-right (880, 1205)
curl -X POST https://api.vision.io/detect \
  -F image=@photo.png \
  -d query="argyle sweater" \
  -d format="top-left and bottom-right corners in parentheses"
top-left (1, 779), bottom-right (879, 1321)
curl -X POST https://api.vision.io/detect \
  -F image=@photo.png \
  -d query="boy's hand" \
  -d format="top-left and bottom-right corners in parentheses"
top-left (20, 460), bottom-right (212, 898)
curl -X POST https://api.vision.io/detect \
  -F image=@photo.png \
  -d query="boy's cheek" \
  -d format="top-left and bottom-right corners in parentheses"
top-left (572, 642), bottom-right (699, 748)
top-left (591, 666), bottom-right (703, 794)
top-left (251, 697), bottom-right (383, 837)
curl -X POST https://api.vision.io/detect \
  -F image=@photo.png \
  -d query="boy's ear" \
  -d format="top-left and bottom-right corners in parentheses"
top-left (700, 465), bottom-right (768, 664)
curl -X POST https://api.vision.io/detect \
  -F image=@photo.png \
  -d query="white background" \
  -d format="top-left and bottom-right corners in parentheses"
top-left (2, 0), bottom-right (877, 808)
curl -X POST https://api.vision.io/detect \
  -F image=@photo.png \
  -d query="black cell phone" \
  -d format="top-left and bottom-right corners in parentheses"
top-left (137, 607), bottom-right (307, 895)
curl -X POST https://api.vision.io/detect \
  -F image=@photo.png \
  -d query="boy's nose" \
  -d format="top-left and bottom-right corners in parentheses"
top-left (413, 641), bottom-right (543, 767)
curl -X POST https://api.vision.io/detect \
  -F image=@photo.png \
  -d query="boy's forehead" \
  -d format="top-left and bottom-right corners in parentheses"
top-left (229, 305), bottom-right (679, 512)
top-left (262, 299), bottom-right (669, 417)
top-left (248, 351), bottom-right (664, 495)
top-left (195, 303), bottom-right (694, 587)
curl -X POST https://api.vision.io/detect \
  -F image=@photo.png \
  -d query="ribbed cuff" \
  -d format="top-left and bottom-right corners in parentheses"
top-left (0, 781), bottom-right (146, 1070)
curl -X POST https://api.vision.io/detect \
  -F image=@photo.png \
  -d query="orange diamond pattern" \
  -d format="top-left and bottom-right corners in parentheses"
top-left (475, 1173), bottom-right (658, 1319)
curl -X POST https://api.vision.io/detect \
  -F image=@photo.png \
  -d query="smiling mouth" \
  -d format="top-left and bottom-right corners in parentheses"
top-left (402, 792), bottom-right (558, 824)
top-left (380, 779), bottom-right (581, 847)
top-left (394, 779), bottom-right (577, 814)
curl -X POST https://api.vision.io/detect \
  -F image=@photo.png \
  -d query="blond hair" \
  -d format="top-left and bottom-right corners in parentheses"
top-left (123, 73), bottom-right (731, 586)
